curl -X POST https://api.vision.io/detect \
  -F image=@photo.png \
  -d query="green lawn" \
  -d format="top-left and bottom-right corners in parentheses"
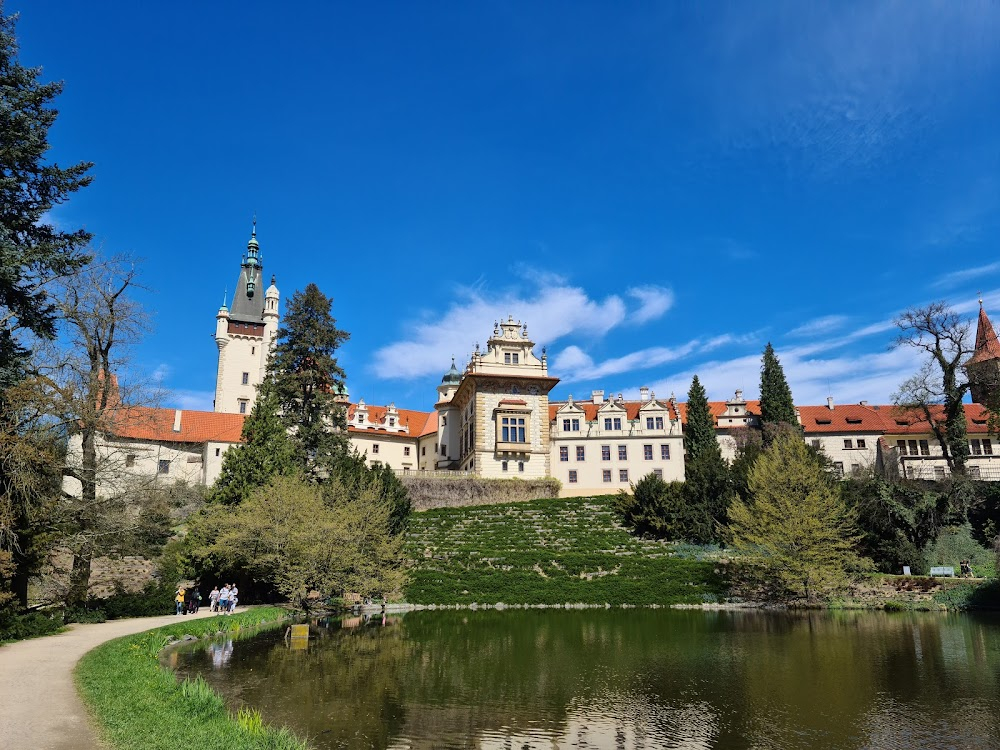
top-left (404, 495), bottom-right (726, 605)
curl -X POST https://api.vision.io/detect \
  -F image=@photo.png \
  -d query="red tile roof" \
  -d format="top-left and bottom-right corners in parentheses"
top-left (108, 407), bottom-right (245, 444)
top-left (346, 403), bottom-right (437, 437)
top-left (798, 403), bottom-right (886, 433)
top-left (549, 399), bottom-right (682, 423)
top-left (883, 403), bottom-right (991, 435)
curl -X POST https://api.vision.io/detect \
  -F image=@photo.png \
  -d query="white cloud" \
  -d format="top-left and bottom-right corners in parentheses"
top-left (626, 286), bottom-right (674, 325)
top-left (170, 390), bottom-right (215, 412)
top-left (555, 340), bottom-right (700, 383)
top-left (787, 315), bottom-right (847, 338)
top-left (151, 363), bottom-right (171, 383)
top-left (933, 263), bottom-right (1000, 289)
top-left (372, 279), bottom-right (630, 379)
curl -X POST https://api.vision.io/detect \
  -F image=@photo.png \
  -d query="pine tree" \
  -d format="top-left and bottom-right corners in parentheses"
top-left (685, 375), bottom-right (719, 462)
top-left (268, 283), bottom-right (350, 476)
top-left (0, 7), bottom-right (93, 380)
top-left (681, 375), bottom-right (731, 544)
top-left (728, 432), bottom-right (865, 601)
top-left (759, 343), bottom-right (798, 429)
top-left (209, 381), bottom-right (296, 505)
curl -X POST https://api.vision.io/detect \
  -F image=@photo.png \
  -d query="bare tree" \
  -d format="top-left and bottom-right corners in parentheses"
top-left (28, 256), bottom-right (162, 607)
top-left (893, 302), bottom-right (972, 474)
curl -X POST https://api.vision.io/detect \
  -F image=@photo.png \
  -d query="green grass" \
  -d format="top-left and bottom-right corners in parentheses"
top-left (75, 607), bottom-right (307, 750)
top-left (404, 495), bottom-right (726, 605)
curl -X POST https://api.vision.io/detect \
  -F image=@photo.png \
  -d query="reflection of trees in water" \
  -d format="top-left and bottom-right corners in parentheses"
top-left (178, 611), bottom-right (1000, 750)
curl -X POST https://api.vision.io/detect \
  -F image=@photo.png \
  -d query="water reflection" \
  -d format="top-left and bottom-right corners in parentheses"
top-left (172, 610), bottom-right (1000, 749)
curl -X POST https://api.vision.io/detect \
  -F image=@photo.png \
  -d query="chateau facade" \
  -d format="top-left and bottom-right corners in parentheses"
top-left (75, 227), bottom-right (1000, 496)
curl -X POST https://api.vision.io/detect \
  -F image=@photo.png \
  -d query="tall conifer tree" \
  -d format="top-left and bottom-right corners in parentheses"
top-left (759, 343), bottom-right (798, 428)
top-left (0, 7), bottom-right (93, 380)
top-left (209, 380), bottom-right (296, 505)
top-left (685, 375), bottom-right (720, 462)
top-left (269, 283), bottom-right (350, 476)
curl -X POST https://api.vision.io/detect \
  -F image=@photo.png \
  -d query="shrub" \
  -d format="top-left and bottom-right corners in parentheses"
top-left (0, 610), bottom-right (64, 643)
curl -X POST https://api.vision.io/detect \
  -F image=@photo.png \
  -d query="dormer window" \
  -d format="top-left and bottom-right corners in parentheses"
top-left (389, 417), bottom-right (395, 427)
top-left (357, 414), bottom-right (363, 423)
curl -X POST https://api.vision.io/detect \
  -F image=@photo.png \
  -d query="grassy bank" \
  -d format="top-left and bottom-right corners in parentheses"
top-left (75, 607), bottom-right (306, 750)
top-left (404, 495), bottom-right (726, 605)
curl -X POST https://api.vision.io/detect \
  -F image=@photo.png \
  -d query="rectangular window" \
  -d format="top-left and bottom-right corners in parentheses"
top-left (157, 459), bottom-right (170, 474)
top-left (654, 469), bottom-right (663, 479)
top-left (833, 461), bottom-right (844, 478)
top-left (604, 418), bottom-right (612, 430)
top-left (502, 461), bottom-right (508, 472)
top-left (251, 346), bottom-right (255, 355)
top-left (851, 464), bottom-right (861, 475)
top-left (571, 418), bottom-right (580, 431)
top-left (908, 440), bottom-right (919, 456)
top-left (214, 448), bottom-right (220, 457)
top-left (125, 454), bottom-right (136, 467)
top-left (559, 446), bottom-right (569, 462)
top-left (618, 445), bottom-right (627, 460)
top-left (563, 419), bottom-right (571, 431)
top-left (897, 440), bottom-right (907, 456)
top-left (969, 466), bottom-right (982, 479)
top-left (919, 440), bottom-right (930, 456)
top-left (655, 416), bottom-right (664, 430)
top-left (372, 444), bottom-right (379, 454)
top-left (619, 469), bottom-right (629, 482)
top-left (613, 417), bottom-right (622, 431)
top-left (512, 353), bottom-right (519, 364)
top-left (601, 445), bottom-right (611, 461)
top-left (643, 444), bottom-right (653, 460)
top-left (404, 446), bottom-right (411, 456)
top-left (984, 439), bottom-right (993, 455)
top-left (518, 461), bottom-right (524, 472)
top-left (603, 469), bottom-right (612, 483)
top-left (856, 439), bottom-right (866, 450)
top-left (661, 444), bottom-right (670, 460)
top-left (935, 466), bottom-right (946, 480)
top-left (844, 439), bottom-right (853, 449)
top-left (971, 439), bottom-right (982, 455)
top-left (500, 416), bottom-right (527, 443)
top-left (646, 417), bottom-right (654, 429)
top-left (811, 439), bottom-right (821, 449)
top-left (568, 470), bottom-right (578, 484)
top-left (238, 400), bottom-right (247, 414)
top-left (576, 446), bottom-right (585, 461)
top-left (388, 417), bottom-right (395, 426)
top-left (242, 372), bottom-right (249, 385)
top-left (504, 353), bottom-right (511, 364)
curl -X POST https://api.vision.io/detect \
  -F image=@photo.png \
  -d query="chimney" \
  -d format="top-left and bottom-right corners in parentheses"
top-left (734, 389), bottom-right (744, 402)
top-left (859, 400), bottom-right (868, 407)
top-left (827, 396), bottom-right (834, 410)
top-left (592, 390), bottom-right (604, 404)
top-left (172, 409), bottom-right (182, 433)
top-left (639, 386), bottom-right (650, 402)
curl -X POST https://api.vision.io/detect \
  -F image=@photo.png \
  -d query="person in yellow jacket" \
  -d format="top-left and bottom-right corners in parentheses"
top-left (175, 586), bottom-right (186, 615)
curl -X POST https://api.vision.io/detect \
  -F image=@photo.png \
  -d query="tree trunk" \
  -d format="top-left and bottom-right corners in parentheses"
top-left (67, 546), bottom-right (92, 609)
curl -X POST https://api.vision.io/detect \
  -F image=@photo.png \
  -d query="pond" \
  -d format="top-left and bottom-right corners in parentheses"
top-left (169, 608), bottom-right (1000, 749)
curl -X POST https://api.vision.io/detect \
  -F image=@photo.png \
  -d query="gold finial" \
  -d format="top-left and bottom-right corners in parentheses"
top-left (979, 290), bottom-right (983, 307)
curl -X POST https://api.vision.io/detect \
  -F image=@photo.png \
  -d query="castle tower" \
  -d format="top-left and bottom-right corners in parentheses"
top-left (967, 301), bottom-right (1000, 406)
top-left (213, 220), bottom-right (279, 414)
top-left (435, 358), bottom-right (463, 468)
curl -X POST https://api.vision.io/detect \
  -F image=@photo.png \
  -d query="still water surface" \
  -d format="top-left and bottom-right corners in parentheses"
top-left (171, 609), bottom-right (1000, 749)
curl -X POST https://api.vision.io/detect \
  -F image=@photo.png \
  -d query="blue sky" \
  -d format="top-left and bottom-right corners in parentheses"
top-left (15, 1), bottom-right (1000, 411)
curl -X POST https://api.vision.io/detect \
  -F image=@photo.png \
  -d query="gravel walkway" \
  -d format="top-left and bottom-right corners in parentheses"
top-left (0, 609), bottom-right (220, 750)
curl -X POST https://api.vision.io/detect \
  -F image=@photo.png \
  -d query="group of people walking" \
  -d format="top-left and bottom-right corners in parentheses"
top-left (174, 582), bottom-right (239, 615)
top-left (208, 584), bottom-right (239, 613)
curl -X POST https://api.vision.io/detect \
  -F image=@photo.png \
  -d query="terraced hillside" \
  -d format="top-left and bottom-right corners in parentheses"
top-left (404, 495), bottom-right (726, 606)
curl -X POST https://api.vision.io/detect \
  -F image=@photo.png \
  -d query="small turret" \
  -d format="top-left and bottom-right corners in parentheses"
top-left (215, 294), bottom-right (230, 349)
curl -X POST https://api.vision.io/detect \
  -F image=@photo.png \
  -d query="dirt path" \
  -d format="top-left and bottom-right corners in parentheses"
top-left (0, 609), bottom-right (222, 750)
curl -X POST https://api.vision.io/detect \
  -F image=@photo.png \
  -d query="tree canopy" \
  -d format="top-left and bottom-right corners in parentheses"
top-left (0, 7), bottom-right (93, 379)
top-left (685, 375), bottom-right (718, 462)
top-left (728, 432), bottom-right (866, 601)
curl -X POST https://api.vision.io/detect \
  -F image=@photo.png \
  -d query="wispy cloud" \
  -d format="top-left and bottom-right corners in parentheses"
top-left (151, 363), bottom-right (171, 383)
top-left (787, 315), bottom-right (848, 338)
top-left (932, 262), bottom-right (1000, 289)
top-left (170, 390), bottom-right (215, 412)
top-left (372, 275), bottom-right (674, 380)
top-left (554, 340), bottom-right (699, 383)
top-left (626, 286), bottom-right (674, 324)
